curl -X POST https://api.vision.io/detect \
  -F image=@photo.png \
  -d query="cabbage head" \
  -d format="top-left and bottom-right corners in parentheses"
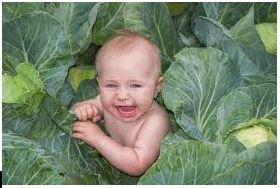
top-left (256, 23), bottom-right (277, 55)
top-left (232, 119), bottom-right (276, 148)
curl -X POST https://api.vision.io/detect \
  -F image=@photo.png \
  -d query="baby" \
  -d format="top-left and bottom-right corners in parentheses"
top-left (71, 30), bottom-right (170, 176)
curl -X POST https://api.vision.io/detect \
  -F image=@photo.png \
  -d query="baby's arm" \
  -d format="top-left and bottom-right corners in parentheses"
top-left (71, 95), bottom-right (103, 121)
top-left (72, 111), bottom-right (170, 176)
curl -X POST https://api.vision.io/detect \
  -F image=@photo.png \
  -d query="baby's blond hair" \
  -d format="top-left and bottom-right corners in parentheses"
top-left (95, 30), bottom-right (161, 77)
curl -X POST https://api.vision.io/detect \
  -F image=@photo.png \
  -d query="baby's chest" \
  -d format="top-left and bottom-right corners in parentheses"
top-left (105, 122), bottom-right (141, 147)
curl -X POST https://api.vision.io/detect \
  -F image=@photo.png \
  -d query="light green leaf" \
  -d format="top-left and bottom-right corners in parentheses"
top-left (256, 23), bottom-right (277, 55)
top-left (69, 65), bottom-right (96, 91)
top-left (232, 124), bottom-right (276, 148)
top-left (3, 63), bottom-right (44, 103)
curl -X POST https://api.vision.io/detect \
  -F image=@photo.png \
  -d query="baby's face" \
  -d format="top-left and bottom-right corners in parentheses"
top-left (98, 44), bottom-right (161, 123)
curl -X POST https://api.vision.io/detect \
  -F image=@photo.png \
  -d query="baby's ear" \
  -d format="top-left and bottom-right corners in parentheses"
top-left (156, 76), bottom-right (164, 89)
top-left (154, 76), bottom-right (164, 98)
top-left (96, 77), bottom-right (100, 84)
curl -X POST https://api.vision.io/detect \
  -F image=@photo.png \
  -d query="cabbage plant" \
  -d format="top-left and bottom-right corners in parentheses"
top-left (2, 2), bottom-right (277, 185)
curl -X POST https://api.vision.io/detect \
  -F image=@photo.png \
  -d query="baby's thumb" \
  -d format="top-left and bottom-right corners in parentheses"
top-left (92, 115), bottom-right (101, 123)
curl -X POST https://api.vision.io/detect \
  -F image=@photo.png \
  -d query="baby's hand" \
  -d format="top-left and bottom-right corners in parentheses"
top-left (71, 121), bottom-right (104, 146)
top-left (71, 101), bottom-right (101, 122)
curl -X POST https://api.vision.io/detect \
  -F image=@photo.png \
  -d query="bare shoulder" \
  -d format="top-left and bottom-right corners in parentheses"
top-left (135, 101), bottom-right (171, 147)
top-left (146, 102), bottom-right (170, 130)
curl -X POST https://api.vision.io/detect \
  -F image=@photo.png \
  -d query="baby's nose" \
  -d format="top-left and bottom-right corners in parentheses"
top-left (117, 88), bottom-right (130, 101)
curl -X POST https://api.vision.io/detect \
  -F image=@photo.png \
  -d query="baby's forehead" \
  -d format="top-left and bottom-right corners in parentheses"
top-left (96, 32), bottom-right (161, 77)
top-left (105, 36), bottom-right (158, 56)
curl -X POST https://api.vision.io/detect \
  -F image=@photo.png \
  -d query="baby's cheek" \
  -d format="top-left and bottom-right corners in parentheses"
top-left (100, 92), bottom-right (114, 106)
top-left (136, 90), bottom-right (154, 104)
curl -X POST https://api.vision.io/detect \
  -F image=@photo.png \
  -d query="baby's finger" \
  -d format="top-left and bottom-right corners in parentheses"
top-left (92, 115), bottom-right (101, 122)
top-left (81, 108), bottom-right (88, 121)
top-left (71, 132), bottom-right (83, 139)
top-left (91, 104), bottom-right (99, 117)
top-left (75, 109), bottom-right (83, 121)
top-left (86, 105), bottom-right (94, 119)
top-left (72, 124), bottom-right (82, 132)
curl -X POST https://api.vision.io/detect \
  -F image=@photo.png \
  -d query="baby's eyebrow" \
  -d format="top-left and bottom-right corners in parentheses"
top-left (103, 80), bottom-right (117, 83)
top-left (129, 79), bottom-right (142, 83)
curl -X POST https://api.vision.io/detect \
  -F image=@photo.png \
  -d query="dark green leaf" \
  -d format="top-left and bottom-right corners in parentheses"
top-left (92, 2), bottom-right (181, 72)
top-left (139, 140), bottom-right (276, 184)
top-left (3, 133), bottom-right (65, 185)
top-left (73, 79), bottom-right (99, 104)
top-left (163, 47), bottom-right (241, 141)
top-left (194, 16), bottom-right (259, 75)
top-left (202, 2), bottom-right (277, 27)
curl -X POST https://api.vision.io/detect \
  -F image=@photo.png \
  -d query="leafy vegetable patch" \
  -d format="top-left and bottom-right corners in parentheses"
top-left (2, 2), bottom-right (277, 185)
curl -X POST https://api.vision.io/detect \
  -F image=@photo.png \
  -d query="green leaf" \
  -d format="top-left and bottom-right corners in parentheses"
top-left (92, 3), bottom-right (125, 45)
top-left (3, 63), bottom-right (45, 115)
top-left (230, 7), bottom-right (276, 75)
top-left (3, 103), bottom-right (35, 135)
top-left (256, 23), bottom-right (277, 55)
top-left (3, 133), bottom-right (65, 185)
top-left (162, 47), bottom-right (241, 141)
top-left (2, 2), bottom-right (45, 23)
top-left (3, 63), bottom-right (44, 103)
top-left (72, 79), bottom-right (99, 104)
top-left (215, 91), bottom-right (253, 142)
top-left (194, 16), bottom-right (259, 75)
top-left (23, 94), bottom-right (75, 140)
top-left (253, 3), bottom-right (277, 24)
top-left (139, 3), bottom-right (181, 71)
top-left (238, 84), bottom-right (276, 119)
top-left (202, 2), bottom-right (277, 27)
top-left (55, 77), bottom-right (75, 107)
top-left (92, 2), bottom-right (181, 71)
top-left (139, 140), bottom-right (276, 184)
top-left (162, 47), bottom-right (276, 143)
top-left (243, 74), bottom-right (276, 86)
top-left (3, 93), bottom-right (128, 185)
top-left (3, 13), bottom-right (74, 96)
top-left (3, 3), bottom-right (100, 96)
top-left (166, 3), bottom-right (189, 16)
top-left (51, 3), bottom-right (100, 53)
top-left (203, 2), bottom-right (252, 28)
top-left (229, 119), bottom-right (276, 148)
top-left (194, 6), bottom-right (277, 76)
top-left (69, 65), bottom-right (96, 91)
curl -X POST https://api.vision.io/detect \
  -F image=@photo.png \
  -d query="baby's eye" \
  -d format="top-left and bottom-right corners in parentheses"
top-left (130, 83), bottom-right (142, 88)
top-left (105, 84), bottom-right (117, 88)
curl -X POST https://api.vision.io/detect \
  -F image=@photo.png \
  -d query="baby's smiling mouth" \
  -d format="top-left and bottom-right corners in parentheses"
top-left (115, 106), bottom-right (137, 118)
